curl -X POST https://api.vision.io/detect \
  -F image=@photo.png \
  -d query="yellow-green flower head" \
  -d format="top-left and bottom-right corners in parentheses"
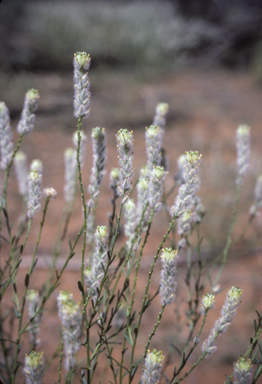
top-left (59, 290), bottom-right (72, 303)
top-left (125, 198), bottom-right (135, 211)
top-left (140, 165), bottom-right (150, 178)
top-left (25, 351), bottom-right (44, 369)
top-left (15, 151), bottom-right (26, 162)
top-left (62, 300), bottom-right (80, 315)
top-left (74, 52), bottom-right (91, 71)
top-left (30, 159), bottom-right (43, 173)
top-left (0, 102), bottom-right (5, 112)
top-left (235, 356), bottom-right (252, 372)
top-left (29, 169), bottom-right (40, 182)
top-left (202, 293), bottom-right (215, 311)
top-left (156, 102), bottom-right (169, 117)
top-left (152, 166), bottom-right (165, 180)
top-left (185, 151), bottom-right (201, 164)
top-left (182, 209), bottom-right (191, 222)
top-left (110, 167), bottom-right (120, 181)
top-left (26, 289), bottom-right (39, 302)
top-left (65, 147), bottom-right (75, 159)
top-left (237, 125), bottom-right (250, 137)
top-left (146, 125), bottom-right (160, 139)
top-left (147, 349), bottom-right (164, 365)
top-left (138, 177), bottom-right (149, 192)
top-left (91, 127), bottom-right (105, 141)
top-left (84, 266), bottom-right (91, 277)
top-left (161, 247), bottom-right (177, 261)
top-left (24, 351), bottom-right (44, 383)
top-left (26, 89), bottom-right (39, 103)
top-left (95, 225), bottom-right (108, 241)
top-left (228, 286), bottom-right (243, 301)
top-left (116, 129), bottom-right (133, 148)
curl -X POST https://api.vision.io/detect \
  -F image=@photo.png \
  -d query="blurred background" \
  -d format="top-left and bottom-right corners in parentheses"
top-left (1, 1), bottom-right (262, 382)
top-left (1, 0), bottom-right (262, 252)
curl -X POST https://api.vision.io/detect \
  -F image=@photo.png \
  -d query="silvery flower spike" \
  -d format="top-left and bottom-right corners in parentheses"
top-left (24, 351), bottom-right (44, 384)
top-left (17, 89), bottom-right (39, 135)
top-left (233, 356), bottom-right (252, 384)
top-left (160, 248), bottom-right (178, 306)
top-left (202, 286), bottom-right (243, 355)
top-left (88, 127), bottom-right (106, 204)
top-left (14, 151), bottom-right (27, 196)
top-left (145, 125), bottom-right (163, 171)
top-left (64, 147), bottom-right (77, 203)
top-left (0, 102), bottom-right (13, 170)
top-left (26, 289), bottom-right (41, 346)
top-left (236, 125), bottom-right (250, 182)
top-left (140, 349), bottom-right (164, 384)
top-left (57, 291), bottom-right (82, 370)
top-left (73, 52), bottom-right (91, 119)
top-left (153, 102), bottom-right (169, 131)
top-left (116, 129), bottom-right (134, 195)
top-left (27, 160), bottom-right (43, 219)
top-left (171, 151), bottom-right (202, 218)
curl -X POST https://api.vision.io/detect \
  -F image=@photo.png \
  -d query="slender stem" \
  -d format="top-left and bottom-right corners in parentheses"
top-left (29, 197), bottom-right (51, 275)
top-left (212, 179), bottom-right (242, 289)
top-left (144, 304), bottom-right (166, 357)
top-left (75, 117), bottom-right (89, 287)
top-left (128, 214), bottom-right (178, 383)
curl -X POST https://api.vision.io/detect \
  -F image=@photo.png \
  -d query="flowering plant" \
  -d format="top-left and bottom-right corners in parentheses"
top-left (0, 52), bottom-right (261, 384)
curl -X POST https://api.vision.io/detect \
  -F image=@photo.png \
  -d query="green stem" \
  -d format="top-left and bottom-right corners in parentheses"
top-left (212, 179), bottom-right (242, 289)
top-left (144, 304), bottom-right (166, 357)
top-left (128, 214), bottom-right (178, 383)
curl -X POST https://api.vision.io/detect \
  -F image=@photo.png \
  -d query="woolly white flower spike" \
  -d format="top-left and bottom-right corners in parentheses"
top-left (202, 286), bottom-right (243, 355)
top-left (86, 226), bottom-right (109, 298)
top-left (0, 102), bottom-right (13, 170)
top-left (64, 148), bottom-right (77, 203)
top-left (57, 291), bottom-right (82, 370)
top-left (24, 351), bottom-right (44, 384)
top-left (153, 102), bottom-right (169, 131)
top-left (236, 125), bottom-right (250, 182)
top-left (116, 129), bottom-right (134, 195)
top-left (73, 130), bottom-right (87, 166)
top-left (250, 174), bottom-right (262, 216)
top-left (149, 166), bottom-right (167, 212)
top-left (160, 248), bottom-right (178, 306)
top-left (124, 198), bottom-right (136, 249)
top-left (27, 165), bottom-right (42, 219)
top-left (17, 89), bottom-right (39, 135)
top-left (73, 52), bottom-right (91, 119)
top-left (141, 349), bottom-right (164, 384)
top-left (26, 290), bottom-right (41, 345)
top-left (145, 125), bottom-right (163, 171)
top-left (233, 356), bottom-right (252, 384)
top-left (14, 151), bottom-right (27, 196)
top-left (171, 151), bottom-right (202, 218)
top-left (88, 127), bottom-right (106, 201)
